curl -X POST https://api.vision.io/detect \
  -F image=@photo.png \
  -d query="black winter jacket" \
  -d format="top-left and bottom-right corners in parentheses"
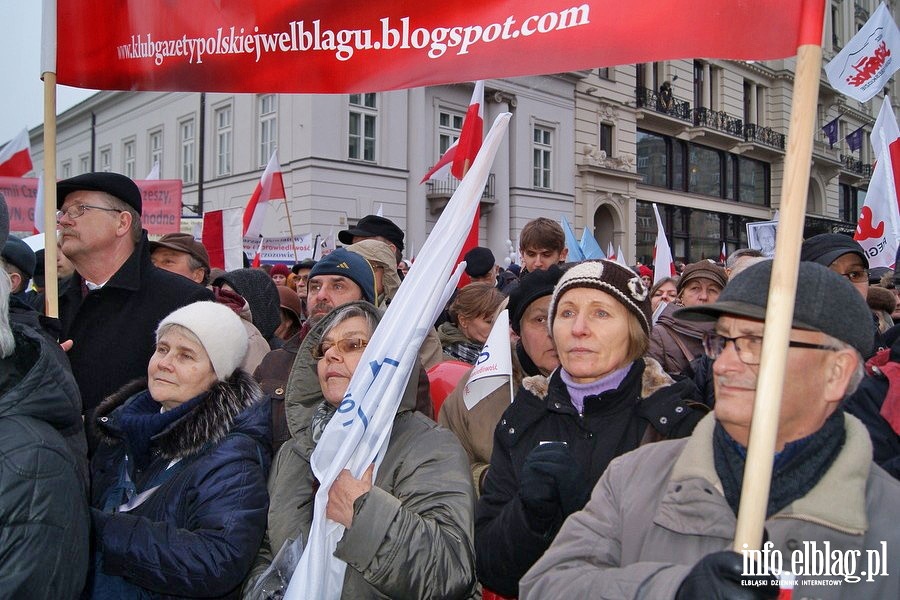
top-left (59, 232), bottom-right (213, 415)
top-left (87, 372), bottom-right (271, 599)
top-left (474, 359), bottom-right (705, 596)
top-left (0, 323), bottom-right (90, 598)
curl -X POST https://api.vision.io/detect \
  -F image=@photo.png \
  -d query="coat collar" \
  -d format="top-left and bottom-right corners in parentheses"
top-left (521, 357), bottom-right (674, 402)
top-left (93, 370), bottom-right (264, 460)
top-left (663, 412), bottom-right (873, 537)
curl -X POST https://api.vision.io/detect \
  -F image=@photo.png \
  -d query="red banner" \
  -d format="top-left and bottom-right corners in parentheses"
top-left (56, 0), bottom-right (825, 93)
top-left (0, 177), bottom-right (181, 235)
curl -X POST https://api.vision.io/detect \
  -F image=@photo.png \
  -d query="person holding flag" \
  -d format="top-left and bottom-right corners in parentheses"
top-left (475, 260), bottom-right (705, 597)
top-left (246, 302), bottom-right (476, 599)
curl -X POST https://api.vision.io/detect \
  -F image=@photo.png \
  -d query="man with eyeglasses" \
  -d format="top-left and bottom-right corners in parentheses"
top-left (520, 260), bottom-right (899, 600)
top-left (55, 172), bottom-right (213, 427)
top-left (800, 232), bottom-right (884, 355)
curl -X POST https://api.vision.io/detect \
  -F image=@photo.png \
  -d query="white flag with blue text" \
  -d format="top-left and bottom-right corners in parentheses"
top-left (285, 113), bottom-right (512, 600)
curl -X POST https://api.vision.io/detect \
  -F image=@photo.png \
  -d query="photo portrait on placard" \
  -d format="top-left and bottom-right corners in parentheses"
top-left (747, 220), bottom-right (778, 257)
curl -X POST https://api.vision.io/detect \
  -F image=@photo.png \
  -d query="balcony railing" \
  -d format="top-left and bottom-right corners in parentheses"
top-left (840, 153), bottom-right (872, 177)
top-left (634, 86), bottom-right (693, 122)
top-left (426, 172), bottom-right (495, 199)
top-left (855, 2), bottom-right (869, 21)
top-left (744, 123), bottom-right (786, 150)
top-left (693, 107), bottom-right (743, 137)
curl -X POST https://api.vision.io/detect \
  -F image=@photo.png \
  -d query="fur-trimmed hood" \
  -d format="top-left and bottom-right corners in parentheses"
top-left (521, 356), bottom-right (674, 400)
top-left (93, 370), bottom-right (268, 460)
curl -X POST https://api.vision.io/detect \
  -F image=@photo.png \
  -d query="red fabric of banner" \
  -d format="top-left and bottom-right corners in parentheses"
top-left (202, 210), bottom-right (226, 269)
top-left (56, 0), bottom-right (825, 93)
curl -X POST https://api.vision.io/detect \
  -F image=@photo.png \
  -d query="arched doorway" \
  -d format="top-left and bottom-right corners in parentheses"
top-left (592, 204), bottom-right (617, 252)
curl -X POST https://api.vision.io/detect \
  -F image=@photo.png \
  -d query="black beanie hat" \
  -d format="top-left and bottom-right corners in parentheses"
top-left (507, 265), bottom-right (563, 334)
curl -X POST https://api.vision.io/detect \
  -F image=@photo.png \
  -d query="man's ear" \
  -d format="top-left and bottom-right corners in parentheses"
top-left (116, 211), bottom-right (133, 238)
top-left (559, 247), bottom-right (569, 262)
top-left (8, 271), bottom-right (22, 293)
top-left (824, 349), bottom-right (859, 403)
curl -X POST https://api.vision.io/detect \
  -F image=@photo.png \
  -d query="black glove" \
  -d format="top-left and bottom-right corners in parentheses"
top-left (676, 551), bottom-right (779, 600)
top-left (519, 443), bottom-right (590, 529)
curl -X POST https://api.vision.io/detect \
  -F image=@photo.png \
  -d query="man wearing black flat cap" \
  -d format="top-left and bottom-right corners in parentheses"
top-left (521, 261), bottom-right (899, 600)
top-left (338, 214), bottom-right (405, 263)
top-left (55, 172), bottom-right (213, 423)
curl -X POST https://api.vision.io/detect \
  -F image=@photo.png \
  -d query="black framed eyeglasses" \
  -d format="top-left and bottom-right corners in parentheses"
top-left (311, 337), bottom-right (369, 360)
top-left (702, 332), bottom-right (837, 366)
top-left (56, 204), bottom-right (121, 222)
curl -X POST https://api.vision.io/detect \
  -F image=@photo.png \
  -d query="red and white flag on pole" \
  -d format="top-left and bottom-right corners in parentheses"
top-left (422, 82), bottom-right (485, 287)
top-left (243, 150), bottom-right (286, 239)
top-left (855, 96), bottom-right (900, 268)
top-left (652, 203), bottom-right (675, 284)
top-left (202, 207), bottom-right (244, 271)
top-left (0, 129), bottom-right (33, 177)
top-left (421, 81), bottom-right (485, 183)
top-left (719, 242), bottom-right (727, 263)
top-left (607, 242), bottom-right (616, 260)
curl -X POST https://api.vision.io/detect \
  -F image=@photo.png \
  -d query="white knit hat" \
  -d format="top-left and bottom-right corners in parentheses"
top-left (157, 301), bottom-right (248, 380)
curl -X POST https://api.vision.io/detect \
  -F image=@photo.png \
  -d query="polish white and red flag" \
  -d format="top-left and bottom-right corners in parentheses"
top-left (0, 129), bottom-right (33, 177)
top-left (202, 207), bottom-right (244, 271)
top-left (421, 81), bottom-right (485, 183)
top-left (422, 81), bottom-right (485, 287)
top-left (719, 242), bottom-right (727, 263)
top-left (615, 245), bottom-right (628, 268)
top-left (652, 203), bottom-right (676, 284)
top-left (607, 242), bottom-right (616, 260)
top-left (243, 149), bottom-right (286, 239)
top-left (854, 96), bottom-right (899, 268)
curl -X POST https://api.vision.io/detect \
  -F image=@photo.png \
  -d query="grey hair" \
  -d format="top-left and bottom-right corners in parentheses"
top-left (102, 192), bottom-right (142, 244)
top-left (0, 269), bottom-right (15, 358)
top-left (726, 248), bottom-right (764, 269)
top-left (320, 304), bottom-right (378, 343)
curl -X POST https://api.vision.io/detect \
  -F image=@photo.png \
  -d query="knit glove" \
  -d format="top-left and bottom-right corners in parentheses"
top-left (676, 551), bottom-right (779, 600)
top-left (518, 443), bottom-right (590, 530)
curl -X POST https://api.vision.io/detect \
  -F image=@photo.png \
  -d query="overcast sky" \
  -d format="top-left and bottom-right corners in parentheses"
top-left (0, 2), bottom-right (97, 145)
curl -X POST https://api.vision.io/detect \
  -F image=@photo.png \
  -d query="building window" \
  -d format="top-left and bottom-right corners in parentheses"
top-left (348, 93), bottom-right (377, 161)
top-left (258, 94), bottom-right (277, 166)
top-left (599, 122), bottom-right (614, 156)
top-left (636, 201), bottom-right (752, 265)
top-left (636, 130), bottom-right (668, 187)
top-left (532, 125), bottom-right (553, 189)
top-left (215, 105), bottom-right (233, 177)
top-left (597, 67), bottom-right (611, 80)
top-left (79, 155), bottom-right (90, 174)
top-left (438, 109), bottom-right (464, 155)
top-left (180, 118), bottom-right (195, 183)
top-left (123, 139), bottom-right (135, 179)
top-left (637, 129), bottom-right (770, 205)
top-left (149, 130), bottom-right (163, 174)
top-left (689, 145), bottom-right (723, 197)
top-left (839, 183), bottom-right (861, 223)
top-left (61, 160), bottom-right (72, 179)
top-left (99, 147), bottom-right (111, 172)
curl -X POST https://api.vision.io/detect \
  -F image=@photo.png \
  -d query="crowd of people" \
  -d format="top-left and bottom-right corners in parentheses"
top-left (1, 171), bottom-right (898, 599)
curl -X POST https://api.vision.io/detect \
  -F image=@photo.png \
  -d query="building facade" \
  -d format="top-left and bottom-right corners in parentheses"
top-left (24, 0), bottom-right (896, 265)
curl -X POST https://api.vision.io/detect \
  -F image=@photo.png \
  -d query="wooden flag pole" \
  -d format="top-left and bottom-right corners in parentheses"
top-left (732, 39), bottom-right (824, 552)
top-left (283, 200), bottom-right (299, 262)
top-left (42, 71), bottom-right (59, 319)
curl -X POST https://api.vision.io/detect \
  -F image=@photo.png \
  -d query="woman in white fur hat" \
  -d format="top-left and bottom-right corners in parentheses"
top-left (85, 301), bottom-right (271, 599)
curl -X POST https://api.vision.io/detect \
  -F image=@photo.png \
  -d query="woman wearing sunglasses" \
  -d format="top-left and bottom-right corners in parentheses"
top-left (246, 302), bottom-right (477, 599)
